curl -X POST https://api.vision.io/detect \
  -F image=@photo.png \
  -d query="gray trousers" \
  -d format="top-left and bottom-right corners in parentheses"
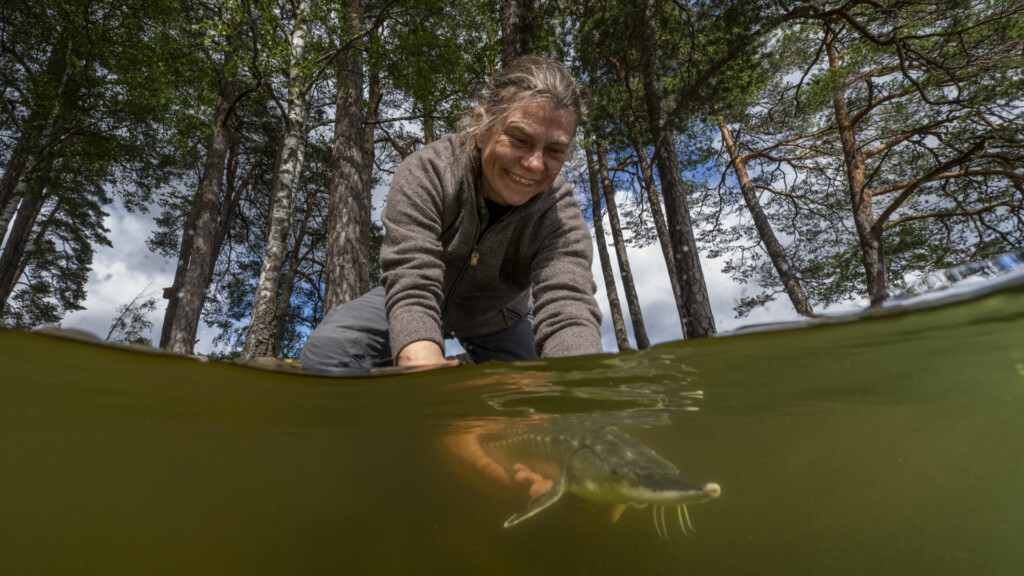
top-left (300, 287), bottom-right (537, 374)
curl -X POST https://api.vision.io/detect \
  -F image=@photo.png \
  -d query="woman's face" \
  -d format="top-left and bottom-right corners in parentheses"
top-left (475, 101), bottom-right (575, 207)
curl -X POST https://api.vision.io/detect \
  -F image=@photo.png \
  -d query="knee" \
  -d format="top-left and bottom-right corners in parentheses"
top-left (300, 324), bottom-right (391, 373)
top-left (299, 288), bottom-right (391, 373)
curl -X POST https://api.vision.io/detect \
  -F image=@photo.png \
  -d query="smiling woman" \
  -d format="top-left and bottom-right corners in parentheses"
top-left (300, 56), bottom-right (604, 374)
top-left (475, 102), bottom-right (575, 207)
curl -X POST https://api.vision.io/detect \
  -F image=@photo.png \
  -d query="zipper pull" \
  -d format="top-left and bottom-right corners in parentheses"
top-left (470, 249), bottom-right (479, 266)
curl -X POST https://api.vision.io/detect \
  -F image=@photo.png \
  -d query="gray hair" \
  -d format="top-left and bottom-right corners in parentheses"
top-left (458, 56), bottom-right (587, 164)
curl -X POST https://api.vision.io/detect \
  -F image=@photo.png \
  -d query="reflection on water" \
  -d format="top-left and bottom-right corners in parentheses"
top-left (2, 276), bottom-right (1024, 575)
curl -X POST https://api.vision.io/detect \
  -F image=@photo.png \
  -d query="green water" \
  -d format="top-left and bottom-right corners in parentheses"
top-left (2, 282), bottom-right (1023, 575)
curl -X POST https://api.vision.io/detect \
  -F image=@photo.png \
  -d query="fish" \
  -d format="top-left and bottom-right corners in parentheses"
top-left (479, 422), bottom-right (721, 533)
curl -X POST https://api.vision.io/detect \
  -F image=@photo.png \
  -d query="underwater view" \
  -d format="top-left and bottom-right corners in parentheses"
top-left (3, 271), bottom-right (1023, 576)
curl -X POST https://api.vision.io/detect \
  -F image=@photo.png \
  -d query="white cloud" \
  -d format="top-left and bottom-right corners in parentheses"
top-left (58, 206), bottom-right (213, 351)
top-left (62, 207), bottom-right (174, 343)
top-left (590, 234), bottom-right (811, 353)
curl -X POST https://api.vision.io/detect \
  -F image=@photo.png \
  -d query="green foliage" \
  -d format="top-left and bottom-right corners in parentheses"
top-left (701, 0), bottom-right (1024, 314)
top-left (5, 0), bottom-right (1020, 345)
top-left (568, 0), bottom-right (781, 257)
top-left (1, 0), bottom-right (212, 326)
top-left (105, 287), bottom-right (160, 346)
top-left (379, 1), bottom-right (495, 131)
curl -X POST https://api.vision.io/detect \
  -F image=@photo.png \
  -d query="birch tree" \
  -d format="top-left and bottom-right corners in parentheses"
top-left (241, 0), bottom-right (400, 358)
top-left (240, 0), bottom-right (320, 358)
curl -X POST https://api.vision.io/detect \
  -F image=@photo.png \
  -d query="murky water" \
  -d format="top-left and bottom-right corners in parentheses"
top-left (2, 278), bottom-right (1023, 575)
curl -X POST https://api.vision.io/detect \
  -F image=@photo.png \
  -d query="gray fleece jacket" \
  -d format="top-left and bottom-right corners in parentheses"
top-left (380, 134), bottom-right (604, 359)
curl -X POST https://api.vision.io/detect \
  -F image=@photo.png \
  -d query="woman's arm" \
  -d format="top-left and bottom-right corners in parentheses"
top-left (530, 180), bottom-right (605, 357)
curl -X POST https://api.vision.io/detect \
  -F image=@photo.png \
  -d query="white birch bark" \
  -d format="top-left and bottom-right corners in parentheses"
top-left (241, 0), bottom-right (315, 359)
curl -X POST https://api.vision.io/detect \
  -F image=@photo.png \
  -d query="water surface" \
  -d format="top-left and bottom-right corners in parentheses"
top-left (2, 279), bottom-right (1023, 575)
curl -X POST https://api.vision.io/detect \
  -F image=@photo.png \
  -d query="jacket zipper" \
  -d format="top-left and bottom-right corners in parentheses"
top-left (440, 203), bottom-right (515, 323)
top-left (441, 205), bottom-right (487, 322)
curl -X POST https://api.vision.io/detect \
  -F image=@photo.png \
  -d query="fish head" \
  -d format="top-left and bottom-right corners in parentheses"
top-left (563, 442), bottom-right (721, 507)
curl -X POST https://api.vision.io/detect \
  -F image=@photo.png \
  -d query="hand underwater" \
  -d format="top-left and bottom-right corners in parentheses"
top-left (512, 463), bottom-right (626, 523)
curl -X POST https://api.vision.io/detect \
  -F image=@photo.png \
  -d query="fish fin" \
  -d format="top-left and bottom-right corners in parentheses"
top-left (503, 474), bottom-right (567, 528)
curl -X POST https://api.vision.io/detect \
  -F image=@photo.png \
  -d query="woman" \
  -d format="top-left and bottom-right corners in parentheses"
top-left (301, 56), bottom-right (603, 373)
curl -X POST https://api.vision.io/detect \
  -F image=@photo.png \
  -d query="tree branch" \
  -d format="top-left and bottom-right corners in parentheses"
top-left (882, 200), bottom-right (1022, 231)
top-left (872, 140), bottom-right (987, 234)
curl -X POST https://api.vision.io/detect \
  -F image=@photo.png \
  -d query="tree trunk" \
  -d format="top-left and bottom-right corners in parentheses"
top-left (639, 0), bottom-right (715, 338)
top-left (161, 135), bottom-right (254, 350)
top-left (634, 143), bottom-right (688, 330)
top-left (717, 116), bottom-right (814, 316)
top-left (824, 22), bottom-right (888, 307)
top-left (271, 191), bottom-right (316, 350)
top-left (596, 142), bottom-right (650, 349)
top-left (0, 181), bottom-right (47, 309)
top-left (164, 88), bottom-right (235, 354)
top-left (242, 4), bottom-right (314, 359)
top-left (422, 108), bottom-right (436, 144)
top-left (0, 36), bottom-right (72, 237)
top-left (365, 59), bottom-right (381, 184)
top-left (0, 140), bottom-right (34, 238)
top-left (209, 138), bottom-right (254, 272)
top-left (585, 145), bottom-right (630, 351)
top-left (158, 193), bottom-right (200, 348)
top-left (272, 256), bottom-right (299, 352)
top-left (500, 0), bottom-right (534, 66)
top-left (324, 0), bottom-right (372, 312)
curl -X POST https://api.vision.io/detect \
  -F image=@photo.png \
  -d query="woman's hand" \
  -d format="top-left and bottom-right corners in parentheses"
top-left (397, 340), bottom-right (458, 368)
top-left (513, 463), bottom-right (554, 500)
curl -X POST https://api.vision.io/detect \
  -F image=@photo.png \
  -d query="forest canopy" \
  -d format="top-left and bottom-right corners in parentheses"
top-left (2, 0), bottom-right (1021, 357)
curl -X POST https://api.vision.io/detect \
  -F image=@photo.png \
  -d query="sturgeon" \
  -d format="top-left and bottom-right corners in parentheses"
top-left (479, 423), bottom-right (721, 532)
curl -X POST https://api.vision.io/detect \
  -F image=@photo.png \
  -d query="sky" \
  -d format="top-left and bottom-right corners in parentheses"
top-left (60, 191), bottom-right (854, 356)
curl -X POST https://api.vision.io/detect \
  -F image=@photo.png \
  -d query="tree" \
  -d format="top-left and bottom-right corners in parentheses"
top-left (323, 0), bottom-right (492, 314)
top-left (163, 1), bottom-right (259, 354)
top-left (500, 0), bottom-right (534, 66)
top-left (594, 140), bottom-right (650, 348)
top-left (239, 0), bottom-right (321, 358)
top-left (153, 0), bottom-right (481, 358)
top-left (703, 1), bottom-right (1023, 311)
top-left (584, 145), bottom-right (630, 351)
top-left (570, 0), bottom-right (771, 338)
top-left (106, 287), bottom-right (160, 345)
top-left (1, 0), bottom-right (200, 326)
top-left (715, 116), bottom-right (814, 316)
top-left (1, 172), bottom-right (112, 327)
top-left (323, 0), bottom-right (376, 312)
top-left (241, 0), bottom-right (410, 359)
top-left (816, 3), bottom-right (1023, 305)
top-left (635, 0), bottom-right (717, 338)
